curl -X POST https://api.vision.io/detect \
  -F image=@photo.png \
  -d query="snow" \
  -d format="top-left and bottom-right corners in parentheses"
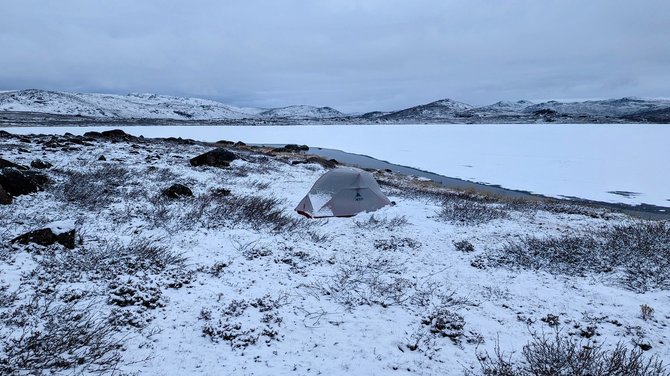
top-left (259, 105), bottom-right (343, 119)
top-left (4, 89), bottom-right (669, 123)
top-left (0, 90), bottom-right (262, 120)
top-left (45, 219), bottom-right (76, 234)
top-left (0, 131), bottom-right (668, 375)
top-left (7, 124), bottom-right (670, 208)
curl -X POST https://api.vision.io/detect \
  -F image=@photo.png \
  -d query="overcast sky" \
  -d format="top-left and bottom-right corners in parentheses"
top-left (1, 0), bottom-right (669, 112)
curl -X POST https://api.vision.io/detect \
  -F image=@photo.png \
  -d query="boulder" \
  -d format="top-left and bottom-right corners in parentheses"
top-left (83, 131), bottom-right (103, 138)
top-left (30, 159), bottom-right (52, 169)
top-left (0, 185), bottom-right (11, 205)
top-left (12, 227), bottom-right (76, 249)
top-left (0, 168), bottom-right (48, 196)
top-left (189, 148), bottom-right (237, 168)
top-left (306, 156), bottom-right (338, 169)
top-left (101, 129), bottom-right (128, 138)
top-left (162, 184), bottom-right (194, 198)
top-left (98, 155), bottom-right (107, 161)
top-left (0, 158), bottom-right (27, 170)
top-left (271, 144), bottom-right (309, 153)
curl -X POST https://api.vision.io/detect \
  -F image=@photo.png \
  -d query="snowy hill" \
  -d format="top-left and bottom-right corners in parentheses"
top-left (523, 97), bottom-right (670, 117)
top-left (259, 105), bottom-right (343, 119)
top-left (380, 98), bottom-right (474, 121)
top-left (472, 100), bottom-right (534, 114)
top-left (0, 89), bottom-right (262, 120)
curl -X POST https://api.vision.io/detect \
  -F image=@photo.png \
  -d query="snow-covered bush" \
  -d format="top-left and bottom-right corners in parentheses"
top-left (439, 198), bottom-right (509, 225)
top-left (310, 256), bottom-right (415, 308)
top-left (484, 222), bottom-right (670, 291)
top-left (374, 236), bottom-right (421, 252)
top-left (37, 238), bottom-right (186, 281)
top-left (475, 329), bottom-right (669, 376)
top-left (200, 294), bottom-right (287, 349)
top-left (183, 192), bottom-right (305, 233)
top-left (354, 214), bottom-right (409, 230)
top-left (454, 240), bottom-right (475, 253)
top-left (55, 164), bottom-right (130, 209)
top-left (0, 297), bottom-right (122, 375)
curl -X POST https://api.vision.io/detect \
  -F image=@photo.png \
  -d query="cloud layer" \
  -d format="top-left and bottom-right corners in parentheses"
top-left (1, 0), bottom-right (669, 112)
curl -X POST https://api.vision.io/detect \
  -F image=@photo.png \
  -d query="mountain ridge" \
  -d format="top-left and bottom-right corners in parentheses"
top-left (1, 89), bottom-right (669, 125)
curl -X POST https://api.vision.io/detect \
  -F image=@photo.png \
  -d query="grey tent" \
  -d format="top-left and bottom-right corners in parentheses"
top-left (296, 167), bottom-right (392, 218)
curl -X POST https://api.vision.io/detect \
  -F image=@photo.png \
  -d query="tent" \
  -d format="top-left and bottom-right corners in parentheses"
top-left (296, 167), bottom-right (392, 218)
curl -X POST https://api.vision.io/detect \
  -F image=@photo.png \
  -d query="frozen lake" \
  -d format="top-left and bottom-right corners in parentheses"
top-left (5, 124), bottom-right (669, 208)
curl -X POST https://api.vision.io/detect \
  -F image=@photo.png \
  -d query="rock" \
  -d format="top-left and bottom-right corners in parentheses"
top-left (271, 144), bottom-right (309, 153)
top-left (212, 188), bottom-right (231, 196)
top-left (189, 148), bottom-right (237, 168)
top-left (30, 159), bottom-right (52, 169)
top-left (0, 158), bottom-right (28, 170)
top-left (0, 168), bottom-right (48, 196)
top-left (0, 185), bottom-right (11, 205)
top-left (101, 129), bottom-right (128, 138)
top-left (22, 170), bottom-right (50, 188)
top-left (162, 184), bottom-right (194, 198)
top-left (305, 156), bottom-right (337, 169)
top-left (56, 230), bottom-right (76, 249)
top-left (83, 131), bottom-right (103, 138)
top-left (98, 155), bottom-right (107, 161)
top-left (11, 227), bottom-right (76, 249)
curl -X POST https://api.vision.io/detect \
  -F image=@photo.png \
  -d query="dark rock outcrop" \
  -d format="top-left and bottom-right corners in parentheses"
top-left (30, 159), bottom-right (52, 169)
top-left (0, 185), bottom-right (11, 205)
top-left (272, 144), bottom-right (309, 153)
top-left (0, 158), bottom-right (27, 170)
top-left (12, 227), bottom-right (76, 249)
top-left (307, 156), bottom-right (338, 169)
top-left (162, 184), bottom-right (194, 198)
top-left (0, 168), bottom-right (49, 196)
top-left (189, 148), bottom-right (237, 168)
top-left (101, 129), bottom-right (128, 138)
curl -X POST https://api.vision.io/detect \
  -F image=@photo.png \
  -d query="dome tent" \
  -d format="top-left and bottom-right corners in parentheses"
top-left (296, 167), bottom-right (392, 218)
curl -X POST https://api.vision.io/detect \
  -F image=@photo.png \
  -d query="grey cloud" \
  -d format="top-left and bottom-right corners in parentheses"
top-left (1, 0), bottom-right (668, 112)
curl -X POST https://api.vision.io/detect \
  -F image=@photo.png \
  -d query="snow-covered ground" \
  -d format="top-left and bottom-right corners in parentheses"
top-left (7, 124), bottom-right (670, 208)
top-left (0, 131), bottom-right (668, 375)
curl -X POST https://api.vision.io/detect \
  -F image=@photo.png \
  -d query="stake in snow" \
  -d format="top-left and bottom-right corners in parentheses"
top-left (0, 129), bottom-right (668, 375)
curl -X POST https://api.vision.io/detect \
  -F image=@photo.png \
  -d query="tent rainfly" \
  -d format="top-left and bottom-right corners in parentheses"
top-left (295, 167), bottom-right (392, 218)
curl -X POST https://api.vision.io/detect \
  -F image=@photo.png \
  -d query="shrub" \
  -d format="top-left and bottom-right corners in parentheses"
top-left (483, 222), bottom-right (670, 292)
top-left (310, 256), bottom-right (414, 308)
top-left (200, 294), bottom-right (286, 349)
top-left (640, 304), bottom-right (654, 321)
top-left (55, 165), bottom-right (130, 209)
top-left (184, 192), bottom-right (304, 233)
top-left (476, 329), bottom-right (669, 376)
top-left (454, 240), bottom-right (475, 253)
top-left (37, 237), bottom-right (186, 282)
top-left (438, 198), bottom-right (509, 225)
top-left (374, 236), bottom-right (421, 252)
top-left (354, 214), bottom-right (409, 230)
top-left (421, 307), bottom-right (465, 343)
top-left (0, 298), bottom-right (122, 374)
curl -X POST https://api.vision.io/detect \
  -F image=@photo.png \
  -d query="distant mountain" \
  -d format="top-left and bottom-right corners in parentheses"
top-left (523, 97), bottom-right (670, 117)
top-left (1, 89), bottom-right (669, 125)
top-left (379, 98), bottom-right (474, 121)
top-left (0, 89), bottom-right (261, 120)
top-left (259, 105), bottom-right (343, 119)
